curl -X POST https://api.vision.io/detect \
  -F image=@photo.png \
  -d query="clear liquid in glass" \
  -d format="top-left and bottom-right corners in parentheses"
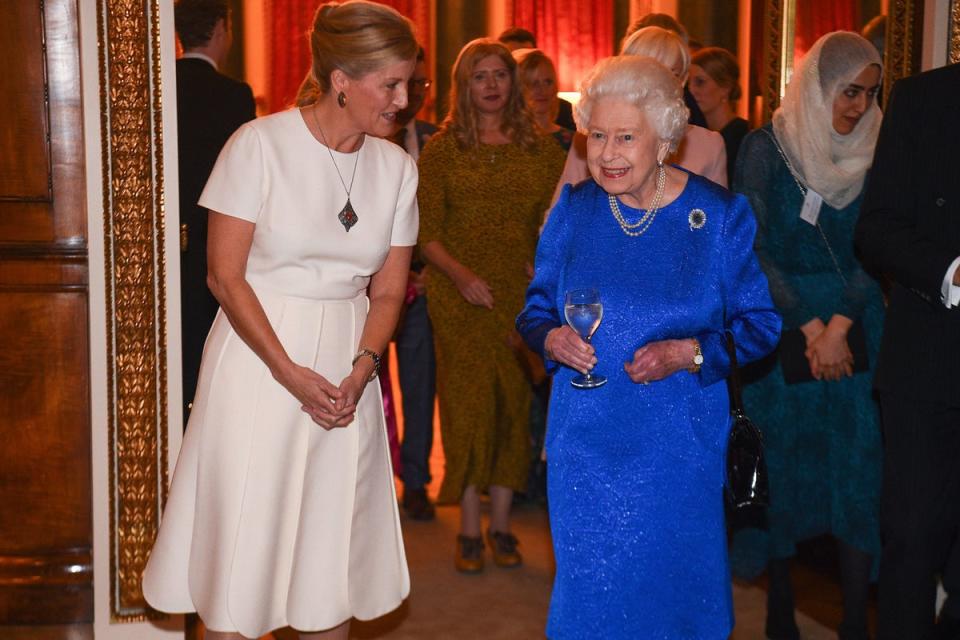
top-left (563, 288), bottom-right (607, 389)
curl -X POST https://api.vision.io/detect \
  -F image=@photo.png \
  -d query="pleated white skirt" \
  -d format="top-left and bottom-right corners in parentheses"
top-left (142, 290), bottom-right (409, 637)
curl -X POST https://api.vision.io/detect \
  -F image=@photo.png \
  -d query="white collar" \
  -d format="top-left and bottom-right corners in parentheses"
top-left (181, 52), bottom-right (218, 71)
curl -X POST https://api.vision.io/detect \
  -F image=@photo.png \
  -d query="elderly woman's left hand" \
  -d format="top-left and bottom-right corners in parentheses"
top-left (624, 339), bottom-right (696, 384)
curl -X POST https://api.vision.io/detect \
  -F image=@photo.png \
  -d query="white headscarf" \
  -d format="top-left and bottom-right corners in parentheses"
top-left (772, 31), bottom-right (882, 209)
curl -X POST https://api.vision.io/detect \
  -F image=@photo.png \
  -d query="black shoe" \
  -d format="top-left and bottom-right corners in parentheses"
top-left (766, 618), bottom-right (800, 640)
top-left (838, 620), bottom-right (870, 640)
top-left (402, 487), bottom-right (435, 521)
top-left (932, 614), bottom-right (960, 640)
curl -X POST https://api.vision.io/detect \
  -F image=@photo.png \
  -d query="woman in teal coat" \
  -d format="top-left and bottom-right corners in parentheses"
top-left (730, 32), bottom-right (885, 640)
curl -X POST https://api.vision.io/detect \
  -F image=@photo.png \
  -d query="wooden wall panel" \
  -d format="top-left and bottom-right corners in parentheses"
top-left (0, 0), bottom-right (92, 628)
top-left (0, 4), bottom-right (50, 200)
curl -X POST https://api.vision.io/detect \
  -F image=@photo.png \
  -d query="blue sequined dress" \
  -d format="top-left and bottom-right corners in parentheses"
top-left (517, 175), bottom-right (780, 639)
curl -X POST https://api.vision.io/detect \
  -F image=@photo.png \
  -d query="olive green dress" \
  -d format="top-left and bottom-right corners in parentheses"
top-left (418, 131), bottom-right (565, 503)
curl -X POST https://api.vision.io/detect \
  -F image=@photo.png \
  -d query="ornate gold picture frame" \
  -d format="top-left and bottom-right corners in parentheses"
top-left (761, 0), bottom-right (925, 122)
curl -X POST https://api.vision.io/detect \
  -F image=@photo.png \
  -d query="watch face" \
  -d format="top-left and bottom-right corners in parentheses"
top-left (694, 354), bottom-right (704, 365)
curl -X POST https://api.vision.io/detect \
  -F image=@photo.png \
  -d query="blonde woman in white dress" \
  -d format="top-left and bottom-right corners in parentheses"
top-left (142, 3), bottom-right (419, 639)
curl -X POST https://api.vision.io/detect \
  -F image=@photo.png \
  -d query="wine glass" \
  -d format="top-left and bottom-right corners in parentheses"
top-left (564, 288), bottom-right (607, 389)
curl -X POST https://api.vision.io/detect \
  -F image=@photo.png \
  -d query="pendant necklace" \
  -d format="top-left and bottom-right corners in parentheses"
top-left (311, 106), bottom-right (360, 232)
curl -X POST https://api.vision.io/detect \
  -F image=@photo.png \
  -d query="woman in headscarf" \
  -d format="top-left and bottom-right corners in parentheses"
top-left (730, 31), bottom-right (885, 640)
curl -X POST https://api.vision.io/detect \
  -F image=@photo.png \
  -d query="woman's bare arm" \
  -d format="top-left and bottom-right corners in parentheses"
top-left (330, 245), bottom-right (414, 413)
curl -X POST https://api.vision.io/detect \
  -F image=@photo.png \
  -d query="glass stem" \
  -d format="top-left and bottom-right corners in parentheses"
top-left (583, 335), bottom-right (593, 380)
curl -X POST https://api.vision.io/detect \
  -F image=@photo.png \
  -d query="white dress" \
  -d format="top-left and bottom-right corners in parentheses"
top-left (142, 108), bottom-right (418, 637)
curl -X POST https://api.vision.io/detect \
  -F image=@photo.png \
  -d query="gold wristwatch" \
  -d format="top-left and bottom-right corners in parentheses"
top-left (352, 348), bottom-right (381, 382)
top-left (689, 338), bottom-right (703, 374)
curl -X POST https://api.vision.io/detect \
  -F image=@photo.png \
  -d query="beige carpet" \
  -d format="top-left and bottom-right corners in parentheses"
top-left (261, 500), bottom-right (834, 640)
top-left (259, 359), bottom-right (836, 639)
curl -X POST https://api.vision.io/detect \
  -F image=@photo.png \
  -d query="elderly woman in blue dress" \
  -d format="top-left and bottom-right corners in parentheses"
top-left (517, 55), bottom-right (780, 638)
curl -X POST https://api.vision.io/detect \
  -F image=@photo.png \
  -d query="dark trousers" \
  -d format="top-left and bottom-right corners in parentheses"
top-left (877, 393), bottom-right (960, 640)
top-left (395, 295), bottom-right (436, 490)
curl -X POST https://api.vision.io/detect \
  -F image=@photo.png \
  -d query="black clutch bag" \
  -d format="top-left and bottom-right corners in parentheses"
top-left (779, 319), bottom-right (869, 385)
top-left (725, 331), bottom-right (769, 510)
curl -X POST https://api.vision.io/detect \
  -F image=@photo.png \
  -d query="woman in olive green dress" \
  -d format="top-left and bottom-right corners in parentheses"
top-left (417, 38), bottom-right (565, 573)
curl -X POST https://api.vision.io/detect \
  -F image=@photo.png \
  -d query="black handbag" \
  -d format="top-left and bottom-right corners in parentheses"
top-left (724, 331), bottom-right (769, 509)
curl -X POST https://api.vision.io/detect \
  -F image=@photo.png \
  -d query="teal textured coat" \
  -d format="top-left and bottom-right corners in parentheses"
top-left (730, 125), bottom-right (884, 577)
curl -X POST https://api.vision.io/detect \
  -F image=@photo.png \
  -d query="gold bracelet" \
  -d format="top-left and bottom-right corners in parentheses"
top-left (352, 348), bottom-right (381, 382)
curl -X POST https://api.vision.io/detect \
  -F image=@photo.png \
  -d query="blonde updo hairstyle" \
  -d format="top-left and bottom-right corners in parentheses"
top-left (691, 47), bottom-right (742, 101)
top-left (442, 38), bottom-right (540, 151)
top-left (295, 0), bottom-right (417, 106)
top-left (512, 48), bottom-right (561, 124)
top-left (620, 26), bottom-right (691, 83)
top-left (574, 55), bottom-right (688, 152)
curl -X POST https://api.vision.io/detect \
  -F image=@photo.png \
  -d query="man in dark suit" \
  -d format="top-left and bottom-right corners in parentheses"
top-left (855, 62), bottom-right (960, 640)
top-left (390, 48), bottom-right (438, 521)
top-left (175, 0), bottom-right (255, 421)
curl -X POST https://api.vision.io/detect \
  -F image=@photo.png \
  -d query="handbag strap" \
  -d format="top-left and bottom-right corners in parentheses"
top-left (725, 331), bottom-right (745, 414)
top-left (760, 128), bottom-right (848, 287)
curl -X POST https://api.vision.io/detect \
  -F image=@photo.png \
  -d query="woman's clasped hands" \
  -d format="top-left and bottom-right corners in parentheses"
top-left (276, 362), bottom-right (361, 430)
top-left (801, 315), bottom-right (854, 381)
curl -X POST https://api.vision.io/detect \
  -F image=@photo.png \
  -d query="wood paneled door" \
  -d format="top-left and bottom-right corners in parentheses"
top-left (0, 0), bottom-right (93, 626)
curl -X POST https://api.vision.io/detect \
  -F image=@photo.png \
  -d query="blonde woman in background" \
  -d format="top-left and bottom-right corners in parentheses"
top-left (417, 38), bottom-right (565, 574)
top-left (689, 46), bottom-right (749, 184)
top-left (512, 47), bottom-right (575, 150)
top-left (142, 3), bottom-right (419, 638)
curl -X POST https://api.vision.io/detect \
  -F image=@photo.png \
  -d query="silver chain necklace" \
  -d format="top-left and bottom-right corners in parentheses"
top-left (311, 106), bottom-right (360, 232)
top-left (607, 163), bottom-right (666, 237)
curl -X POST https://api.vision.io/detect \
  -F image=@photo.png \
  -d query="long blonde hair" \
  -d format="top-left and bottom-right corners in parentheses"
top-left (440, 38), bottom-right (540, 151)
top-left (295, 0), bottom-right (417, 106)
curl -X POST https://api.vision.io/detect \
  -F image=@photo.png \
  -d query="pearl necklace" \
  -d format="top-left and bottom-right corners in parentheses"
top-left (608, 163), bottom-right (666, 237)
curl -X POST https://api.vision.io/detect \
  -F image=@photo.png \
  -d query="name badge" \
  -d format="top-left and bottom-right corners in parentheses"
top-left (800, 188), bottom-right (823, 226)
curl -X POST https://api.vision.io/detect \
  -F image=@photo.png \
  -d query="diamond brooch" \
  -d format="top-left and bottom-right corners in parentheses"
top-left (688, 209), bottom-right (706, 230)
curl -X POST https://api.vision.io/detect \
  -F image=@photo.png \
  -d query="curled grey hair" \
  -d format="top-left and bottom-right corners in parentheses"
top-left (574, 55), bottom-right (688, 152)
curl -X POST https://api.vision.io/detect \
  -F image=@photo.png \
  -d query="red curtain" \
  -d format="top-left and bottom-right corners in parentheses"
top-left (793, 0), bottom-right (859, 61)
top-left (511, 0), bottom-right (616, 91)
top-left (264, 0), bottom-right (431, 114)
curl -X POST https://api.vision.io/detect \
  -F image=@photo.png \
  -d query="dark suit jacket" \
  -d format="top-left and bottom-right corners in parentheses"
top-left (555, 98), bottom-right (576, 131)
top-left (412, 119), bottom-right (438, 153)
top-left (177, 57), bottom-right (255, 414)
top-left (684, 85), bottom-right (707, 128)
top-left (855, 63), bottom-right (960, 406)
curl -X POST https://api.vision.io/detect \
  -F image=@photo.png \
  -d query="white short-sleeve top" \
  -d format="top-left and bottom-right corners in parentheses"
top-left (199, 108), bottom-right (419, 300)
